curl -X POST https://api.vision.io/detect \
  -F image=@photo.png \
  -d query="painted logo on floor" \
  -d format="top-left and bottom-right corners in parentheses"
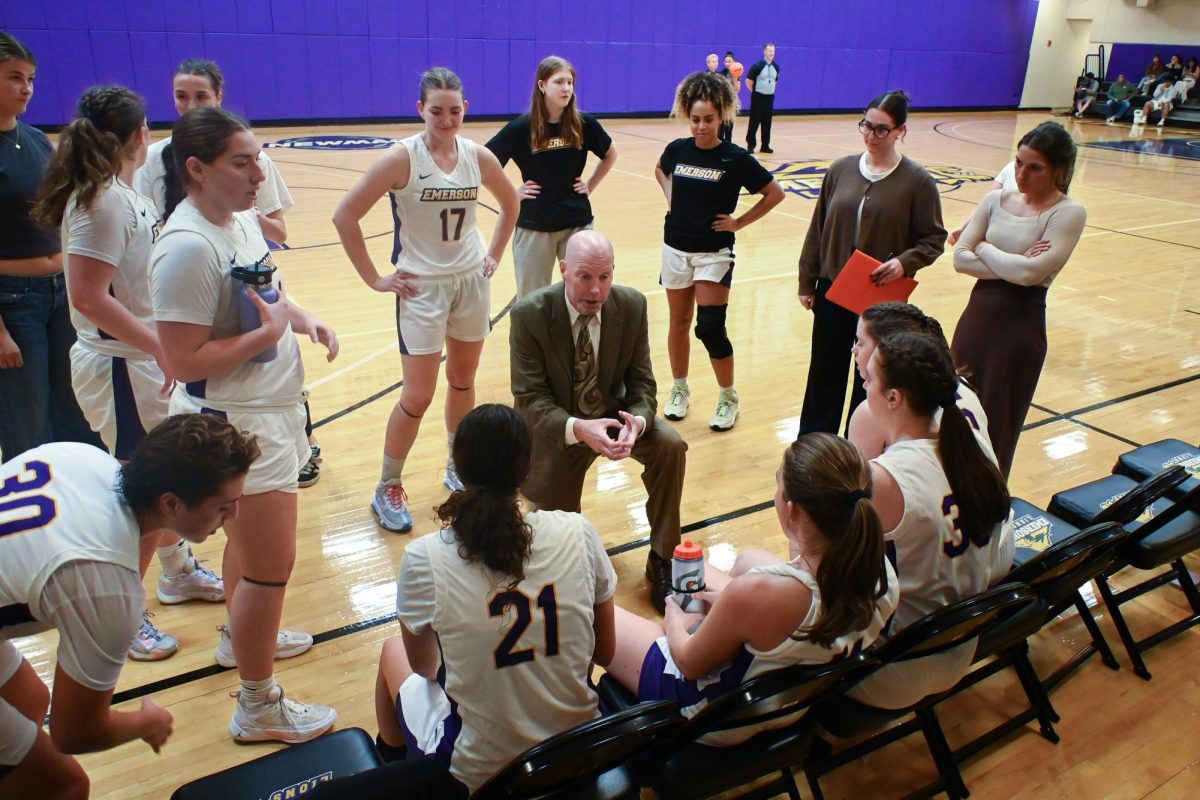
top-left (266, 135), bottom-right (395, 151)
top-left (768, 160), bottom-right (996, 199)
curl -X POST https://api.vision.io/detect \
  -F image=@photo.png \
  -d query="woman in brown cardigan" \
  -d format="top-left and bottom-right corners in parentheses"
top-left (796, 90), bottom-right (946, 437)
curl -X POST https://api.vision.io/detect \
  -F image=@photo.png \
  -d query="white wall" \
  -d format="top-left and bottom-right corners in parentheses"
top-left (1021, 0), bottom-right (1108, 108)
top-left (1072, 0), bottom-right (1200, 45)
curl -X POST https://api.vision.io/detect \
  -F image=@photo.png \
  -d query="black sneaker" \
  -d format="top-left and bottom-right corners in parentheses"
top-left (298, 445), bottom-right (321, 488)
top-left (760, 146), bottom-right (774, 154)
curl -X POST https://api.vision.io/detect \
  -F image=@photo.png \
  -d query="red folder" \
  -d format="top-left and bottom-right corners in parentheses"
top-left (825, 250), bottom-right (918, 315)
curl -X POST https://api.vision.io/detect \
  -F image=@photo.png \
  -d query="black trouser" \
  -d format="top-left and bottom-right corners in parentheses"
top-left (798, 278), bottom-right (865, 438)
top-left (746, 92), bottom-right (774, 150)
top-left (719, 118), bottom-right (734, 144)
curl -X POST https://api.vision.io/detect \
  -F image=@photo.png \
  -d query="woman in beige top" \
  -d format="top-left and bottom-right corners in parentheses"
top-left (951, 122), bottom-right (1086, 477)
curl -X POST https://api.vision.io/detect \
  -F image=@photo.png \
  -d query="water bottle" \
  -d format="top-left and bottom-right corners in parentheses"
top-left (671, 539), bottom-right (706, 612)
top-left (232, 257), bottom-right (279, 364)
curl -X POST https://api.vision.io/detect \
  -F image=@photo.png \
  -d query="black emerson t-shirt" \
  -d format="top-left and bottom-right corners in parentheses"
top-left (486, 112), bottom-right (612, 232)
top-left (659, 138), bottom-right (772, 253)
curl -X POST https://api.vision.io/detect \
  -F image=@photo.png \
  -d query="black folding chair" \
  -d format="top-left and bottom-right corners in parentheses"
top-left (1114, 439), bottom-right (1199, 501)
top-left (1048, 465), bottom-right (1200, 680)
top-left (470, 699), bottom-right (683, 800)
top-left (597, 655), bottom-right (877, 800)
top-left (807, 584), bottom-right (1039, 800)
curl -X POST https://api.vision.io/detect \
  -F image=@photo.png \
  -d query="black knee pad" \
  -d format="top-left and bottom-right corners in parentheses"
top-left (694, 304), bottom-right (733, 359)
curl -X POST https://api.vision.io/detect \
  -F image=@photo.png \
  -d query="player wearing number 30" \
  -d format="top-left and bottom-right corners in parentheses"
top-left (845, 332), bottom-right (1013, 711)
top-left (334, 68), bottom-right (518, 534)
top-left (375, 405), bottom-right (616, 797)
top-left (0, 415), bottom-right (257, 799)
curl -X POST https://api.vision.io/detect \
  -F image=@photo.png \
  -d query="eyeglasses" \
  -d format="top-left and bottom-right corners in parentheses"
top-left (858, 120), bottom-right (895, 139)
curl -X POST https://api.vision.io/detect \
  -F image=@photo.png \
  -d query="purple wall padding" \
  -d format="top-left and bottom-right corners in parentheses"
top-left (2, 0), bottom-right (1040, 126)
top-left (1106, 43), bottom-right (1199, 82)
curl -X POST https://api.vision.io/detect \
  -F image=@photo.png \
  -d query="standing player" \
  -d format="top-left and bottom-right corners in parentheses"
top-left (32, 86), bottom-right (223, 663)
top-left (0, 414), bottom-right (258, 799)
top-left (333, 68), bottom-right (518, 532)
top-left (375, 404), bottom-right (616, 796)
top-left (153, 107), bottom-right (340, 742)
top-left (133, 59), bottom-right (323, 487)
top-left (655, 71), bottom-right (784, 431)
top-left (485, 55), bottom-right (617, 299)
top-left (717, 52), bottom-right (741, 144)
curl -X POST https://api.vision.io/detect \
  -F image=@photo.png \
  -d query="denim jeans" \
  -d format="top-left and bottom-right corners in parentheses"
top-left (1106, 98), bottom-right (1131, 120)
top-left (0, 272), bottom-right (103, 461)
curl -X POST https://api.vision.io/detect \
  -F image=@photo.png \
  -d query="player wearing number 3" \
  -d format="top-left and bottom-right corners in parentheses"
top-left (334, 68), bottom-right (518, 533)
top-left (843, 331), bottom-right (1012, 711)
top-left (374, 404), bottom-right (617, 797)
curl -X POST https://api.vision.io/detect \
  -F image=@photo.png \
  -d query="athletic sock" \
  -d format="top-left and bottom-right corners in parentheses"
top-left (674, 378), bottom-right (688, 389)
top-left (719, 385), bottom-right (736, 399)
top-left (446, 431), bottom-right (455, 457)
top-left (381, 454), bottom-right (406, 483)
top-left (157, 540), bottom-right (190, 576)
top-left (239, 676), bottom-right (277, 707)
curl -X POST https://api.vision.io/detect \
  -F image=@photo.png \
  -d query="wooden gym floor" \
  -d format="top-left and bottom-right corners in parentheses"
top-left (13, 110), bottom-right (1200, 798)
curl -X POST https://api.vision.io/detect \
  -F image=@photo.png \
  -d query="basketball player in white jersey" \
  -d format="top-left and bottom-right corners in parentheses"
top-left (334, 68), bottom-right (518, 533)
top-left (847, 302), bottom-right (992, 460)
top-left (0, 414), bottom-right (257, 800)
top-left (375, 404), bottom-right (616, 796)
top-left (605, 433), bottom-right (896, 745)
top-left (152, 107), bottom-right (339, 743)
top-left (846, 332), bottom-right (1014, 710)
top-left (31, 86), bottom-right (223, 663)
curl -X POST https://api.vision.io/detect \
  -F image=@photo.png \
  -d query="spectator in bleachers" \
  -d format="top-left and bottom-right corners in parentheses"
top-left (1148, 54), bottom-right (1184, 95)
top-left (1104, 74), bottom-right (1137, 123)
top-left (1137, 55), bottom-right (1164, 93)
top-left (1141, 76), bottom-right (1178, 127)
top-left (1181, 57), bottom-right (1198, 100)
top-left (1072, 72), bottom-right (1099, 118)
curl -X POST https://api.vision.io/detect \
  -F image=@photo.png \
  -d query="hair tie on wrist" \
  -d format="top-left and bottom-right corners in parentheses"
top-left (849, 489), bottom-right (869, 502)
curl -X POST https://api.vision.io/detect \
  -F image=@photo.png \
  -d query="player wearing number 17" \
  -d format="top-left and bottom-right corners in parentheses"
top-left (374, 405), bottom-right (617, 797)
top-left (333, 68), bottom-right (518, 533)
top-left (843, 332), bottom-right (1013, 711)
top-left (0, 414), bottom-right (257, 799)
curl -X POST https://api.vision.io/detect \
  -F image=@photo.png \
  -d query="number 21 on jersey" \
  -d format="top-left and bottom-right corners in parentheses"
top-left (489, 584), bottom-right (560, 669)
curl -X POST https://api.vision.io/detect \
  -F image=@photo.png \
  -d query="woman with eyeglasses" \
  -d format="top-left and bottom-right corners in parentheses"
top-left (795, 90), bottom-right (946, 438)
top-left (951, 122), bottom-right (1085, 477)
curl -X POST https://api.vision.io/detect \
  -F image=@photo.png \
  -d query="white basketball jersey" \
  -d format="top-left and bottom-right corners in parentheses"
top-left (0, 443), bottom-right (140, 625)
top-left (63, 179), bottom-right (160, 359)
top-left (389, 133), bottom-right (486, 276)
top-left (396, 510), bottom-right (616, 792)
top-left (874, 436), bottom-right (1012, 633)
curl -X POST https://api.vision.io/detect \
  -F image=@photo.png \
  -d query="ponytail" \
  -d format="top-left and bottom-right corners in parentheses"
top-left (161, 143), bottom-right (185, 221)
top-left (875, 333), bottom-right (1009, 547)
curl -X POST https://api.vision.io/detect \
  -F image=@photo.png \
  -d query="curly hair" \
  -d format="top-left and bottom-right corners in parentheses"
top-left (671, 70), bottom-right (738, 122)
top-left (434, 405), bottom-right (534, 584)
top-left (32, 86), bottom-right (145, 228)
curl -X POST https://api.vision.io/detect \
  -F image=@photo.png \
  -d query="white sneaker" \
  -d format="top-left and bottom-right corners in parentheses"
top-left (229, 684), bottom-right (337, 744)
top-left (444, 459), bottom-right (465, 492)
top-left (214, 624), bottom-right (314, 668)
top-left (710, 390), bottom-right (740, 432)
top-left (371, 480), bottom-right (413, 532)
top-left (663, 384), bottom-right (690, 420)
top-left (1157, 119), bottom-right (1165, 127)
top-left (157, 552), bottom-right (224, 604)
top-left (128, 610), bottom-right (178, 662)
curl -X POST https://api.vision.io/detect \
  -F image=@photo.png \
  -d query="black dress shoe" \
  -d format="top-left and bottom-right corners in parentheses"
top-left (760, 146), bottom-right (774, 154)
top-left (645, 552), bottom-right (672, 615)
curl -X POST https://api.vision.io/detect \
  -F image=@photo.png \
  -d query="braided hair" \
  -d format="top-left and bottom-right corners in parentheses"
top-left (33, 85), bottom-right (146, 228)
top-left (861, 302), bottom-right (949, 349)
top-left (874, 332), bottom-right (1009, 549)
top-left (671, 70), bottom-right (739, 122)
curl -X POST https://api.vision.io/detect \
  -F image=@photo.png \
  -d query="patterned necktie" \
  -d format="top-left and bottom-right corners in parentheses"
top-left (573, 314), bottom-right (604, 418)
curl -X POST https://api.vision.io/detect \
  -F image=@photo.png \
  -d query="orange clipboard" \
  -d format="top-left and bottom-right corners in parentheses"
top-left (825, 250), bottom-right (918, 315)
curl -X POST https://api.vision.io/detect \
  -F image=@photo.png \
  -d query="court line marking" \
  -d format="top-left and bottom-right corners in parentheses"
top-left (306, 341), bottom-right (397, 390)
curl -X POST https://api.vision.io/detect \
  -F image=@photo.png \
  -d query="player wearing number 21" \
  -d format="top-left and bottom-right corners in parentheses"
top-left (374, 404), bottom-right (617, 798)
top-left (334, 68), bottom-right (518, 534)
top-left (841, 331), bottom-right (1013, 711)
top-left (0, 415), bottom-right (257, 799)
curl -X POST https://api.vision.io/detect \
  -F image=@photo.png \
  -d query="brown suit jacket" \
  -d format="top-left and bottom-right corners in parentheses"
top-left (509, 283), bottom-right (658, 452)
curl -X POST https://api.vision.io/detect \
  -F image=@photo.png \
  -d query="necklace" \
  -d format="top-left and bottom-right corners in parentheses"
top-left (0, 124), bottom-right (19, 150)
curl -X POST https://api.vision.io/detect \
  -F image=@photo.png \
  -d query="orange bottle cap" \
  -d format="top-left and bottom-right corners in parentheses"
top-left (673, 540), bottom-right (703, 559)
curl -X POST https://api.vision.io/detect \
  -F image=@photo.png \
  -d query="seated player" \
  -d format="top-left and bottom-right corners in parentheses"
top-left (375, 404), bottom-right (617, 797)
top-left (603, 433), bottom-right (898, 745)
top-left (0, 414), bottom-right (258, 799)
top-left (847, 302), bottom-right (991, 460)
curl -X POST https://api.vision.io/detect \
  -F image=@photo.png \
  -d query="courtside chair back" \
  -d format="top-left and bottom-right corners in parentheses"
top-left (471, 699), bottom-right (683, 800)
top-left (596, 655), bottom-right (877, 800)
top-left (806, 584), bottom-right (1040, 800)
top-left (1048, 465), bottom-right (1200, 680)
top-left (1113, 439), bottom-right (1199, 501)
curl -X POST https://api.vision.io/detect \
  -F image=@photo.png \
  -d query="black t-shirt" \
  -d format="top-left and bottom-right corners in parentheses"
top-left (0, 122), bottom-right (61, 259)
top-left (658, 138), bottom-right (772, 252)
top-left (485, 112), bottom-right (612, 232)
